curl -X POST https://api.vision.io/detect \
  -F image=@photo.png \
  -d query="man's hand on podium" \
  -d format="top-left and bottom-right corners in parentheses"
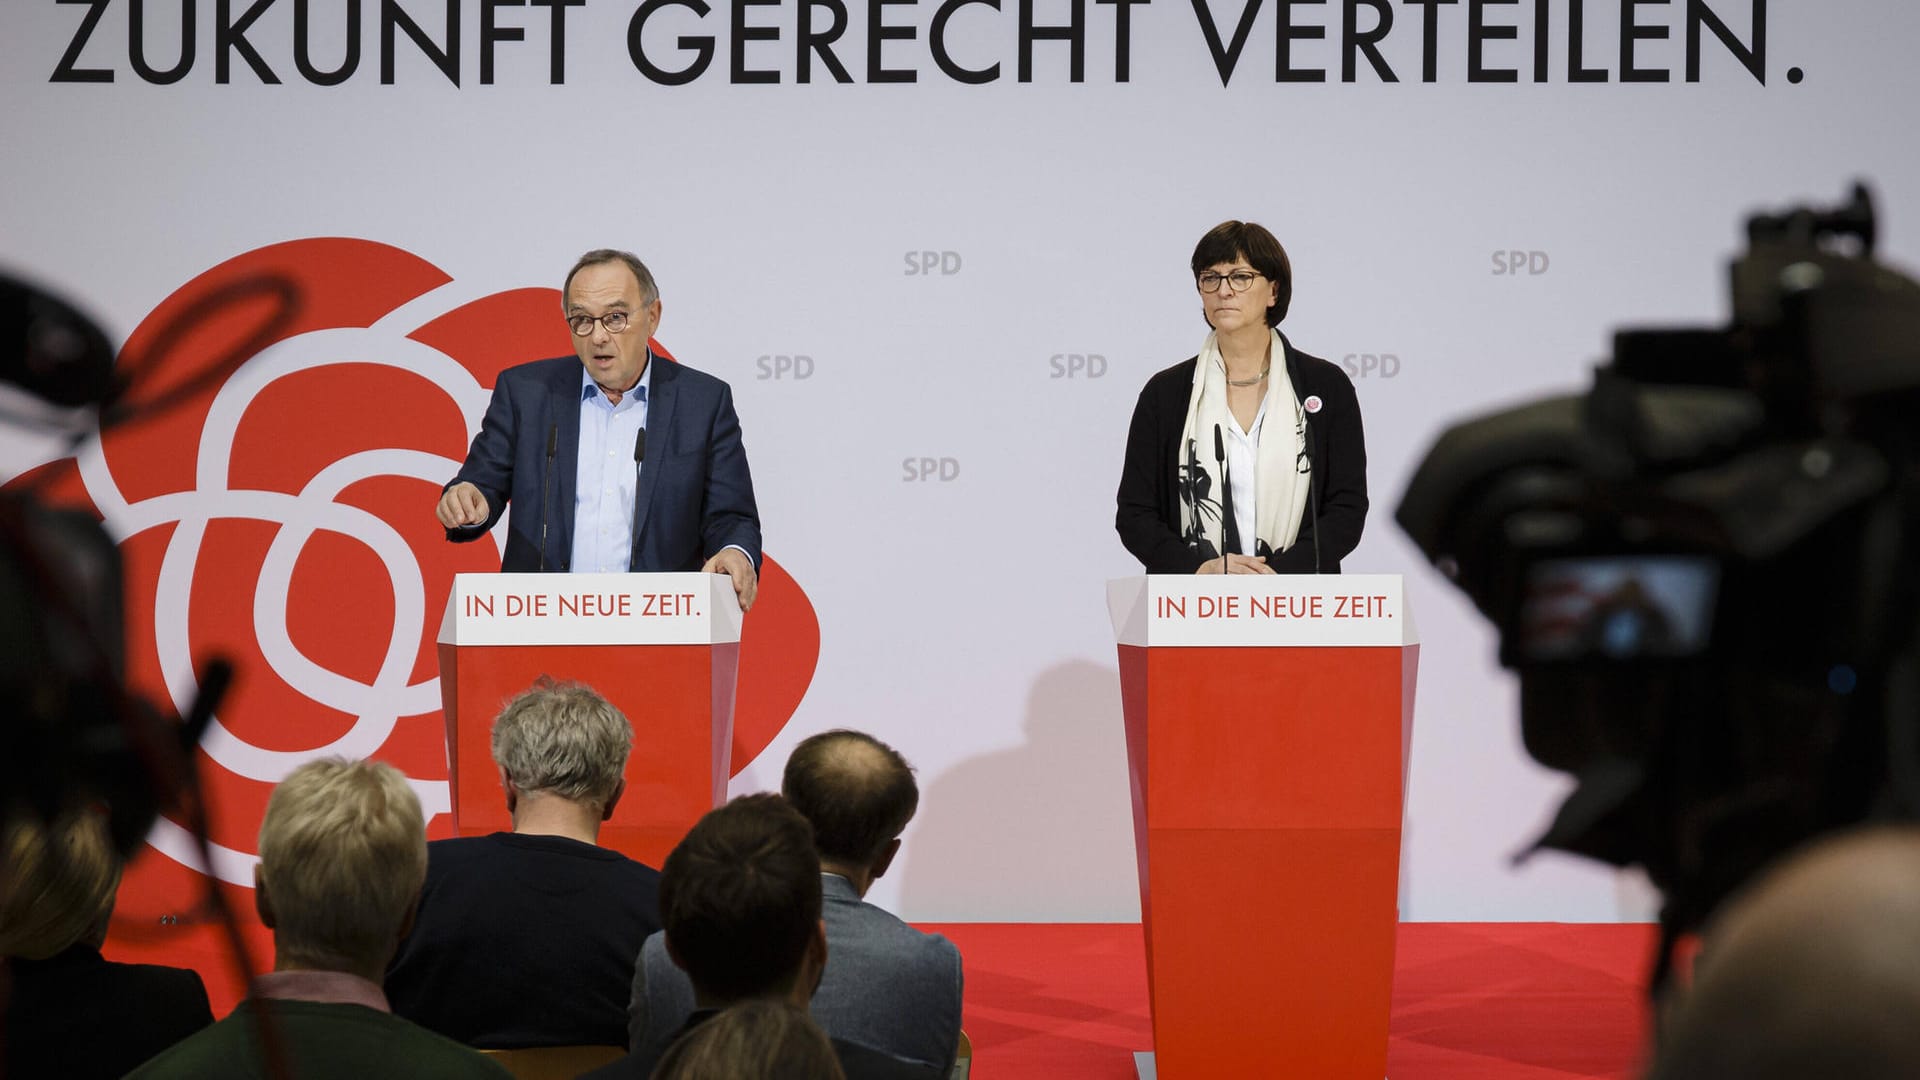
top-left (436, 482), bottom-right (490, 529)
top-left (703, 547), bottom-right (759, 612)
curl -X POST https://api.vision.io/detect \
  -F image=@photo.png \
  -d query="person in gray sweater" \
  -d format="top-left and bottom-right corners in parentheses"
top-left (587, 795), bottom-right (938, 1080)
top-left (628, 731), bottom-right (963, 1072)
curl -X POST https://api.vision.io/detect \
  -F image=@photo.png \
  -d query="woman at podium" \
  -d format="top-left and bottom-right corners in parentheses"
top-left (1116, 220), bottom-right (1368, 573)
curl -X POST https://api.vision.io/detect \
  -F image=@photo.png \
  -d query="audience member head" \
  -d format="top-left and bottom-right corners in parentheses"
top-left (1646, 826), bottom-right (1920, 1080)
top-left (659, 793), bottom-right (824, 1005)
top-left (491, 678), bottom-right (633, 823)
top-left (782, 730), bottom-right (918, 889)
top-left (649, 999), bottom-right (846, 1080)
top-left (254, 757), bottom-right (427, 979)
top-left (1, 810), bottom-right (121, 960)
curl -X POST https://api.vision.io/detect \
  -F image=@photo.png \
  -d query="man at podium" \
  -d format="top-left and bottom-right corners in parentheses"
top-left (435, 249), bottom-right (762, 610)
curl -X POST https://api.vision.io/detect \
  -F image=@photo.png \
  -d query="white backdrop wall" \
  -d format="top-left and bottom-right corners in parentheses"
top-left (4, 0), bottom-right (1916, 921)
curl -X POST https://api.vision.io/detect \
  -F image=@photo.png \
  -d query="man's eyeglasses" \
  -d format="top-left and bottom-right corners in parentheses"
top-left (1196, 270), bottom-right (1263, 294)
top-left (568, 312), bottom-right (639, 336)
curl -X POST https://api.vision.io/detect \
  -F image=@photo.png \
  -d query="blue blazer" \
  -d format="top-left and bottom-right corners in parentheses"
top-left (447, 355), bottom-right (762, 573)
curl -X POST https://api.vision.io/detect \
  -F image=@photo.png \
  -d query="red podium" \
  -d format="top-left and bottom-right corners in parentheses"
top-left (1109, 575), bottom-right (1419, 1078)
top-left (436, 572), bottom-right (741, 867)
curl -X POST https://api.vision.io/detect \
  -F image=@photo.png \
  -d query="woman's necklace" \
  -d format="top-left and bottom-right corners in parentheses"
top-left (1226, 363), bottom-right (1270, 388)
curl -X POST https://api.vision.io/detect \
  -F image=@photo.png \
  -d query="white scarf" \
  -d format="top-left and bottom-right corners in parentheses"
top-left (1176, 329), bottom-right (1310, 559)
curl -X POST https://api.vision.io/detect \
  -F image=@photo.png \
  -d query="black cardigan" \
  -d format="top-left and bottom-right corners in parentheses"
top-left (1115, 341), bottom-right (1368, 573)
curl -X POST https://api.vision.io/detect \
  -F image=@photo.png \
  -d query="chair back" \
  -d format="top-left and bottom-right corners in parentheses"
top-left (950, 1029), bottom-right (972, 1080)
top-left (479, 1044), bottom-right (626, 1079)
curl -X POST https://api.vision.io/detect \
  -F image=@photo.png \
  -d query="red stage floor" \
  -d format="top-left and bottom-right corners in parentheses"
top-left (108, 919), bottom-right (1657, 1079)
top-left (921, 923), bottom-right (1657, 1080)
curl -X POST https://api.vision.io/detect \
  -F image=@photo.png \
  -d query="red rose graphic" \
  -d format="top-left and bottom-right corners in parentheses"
top-left (8, 239), bottom-right (818, 998)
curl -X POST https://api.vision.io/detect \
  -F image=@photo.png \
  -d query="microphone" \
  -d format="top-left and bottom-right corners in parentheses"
top-left (1214, 423), bottom-right (1237, 564)
top-left (626, 426), bottom-right (646, 571)
top-left (538, 423), bottom-right (558, 572)
top-left (1300, 413), bottom-right (1321, 573)
top-left (1287, 342), bottom-right (1322, 574)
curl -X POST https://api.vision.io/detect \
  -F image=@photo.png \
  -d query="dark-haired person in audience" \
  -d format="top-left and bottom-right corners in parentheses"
top-left (651, 1000), bottom-right (847, 1080)
top-left (386, 680), bottom-right (661, 1049)
top-left (2, 810), bottom-right (213, 1079)
top-left (129, 758), bottom-right (510, 1079)
top-left (584, 794), bottom-right (938, 1080)
top-left (1645, 826), bottom-right (1920, 1080)
top-left (628, 731), bottom-right (962, 1072)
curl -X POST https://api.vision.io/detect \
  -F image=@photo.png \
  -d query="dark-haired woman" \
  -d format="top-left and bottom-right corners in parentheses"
top-left (1116, 220), bottom-right (1368, 573)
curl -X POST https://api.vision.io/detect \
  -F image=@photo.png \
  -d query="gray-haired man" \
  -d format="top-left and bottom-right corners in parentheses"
top-left (386, 679), bottom-right (662, 1049)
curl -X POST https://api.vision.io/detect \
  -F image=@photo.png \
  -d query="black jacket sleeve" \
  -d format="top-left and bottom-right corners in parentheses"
top-left (1266, 353), bottom-right (1368, 572)
top-left (444, 367), bottom-right (522, 542)
top-left (696, 382), bottom-right (763, 569)
top-left (1116, 361), bottom-right (1208, 573)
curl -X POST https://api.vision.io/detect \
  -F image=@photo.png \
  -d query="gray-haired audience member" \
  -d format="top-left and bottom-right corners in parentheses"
top-left (386, 679), bottom-right (662, 1049)
top-left (129, 758), bottom-right (510, 1079)
top-left (582, 794), bottom-right (936, 1080)
top-left (1646, 826), bottom-right (1920, 1080)
top-left (3, 811), bottom-right (213, 1079)
top-left (628, 731), bottom-right (963, 1072)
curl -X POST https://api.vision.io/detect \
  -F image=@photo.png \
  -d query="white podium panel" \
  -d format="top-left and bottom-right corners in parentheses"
top-left (437, 571), bottom-right (742, 646)
top-left (1107, 573), bottom-right (1417, 648)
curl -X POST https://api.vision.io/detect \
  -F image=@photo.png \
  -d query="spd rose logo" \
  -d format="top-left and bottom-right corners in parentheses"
top-left (11, 238), bottom-right (819, 893)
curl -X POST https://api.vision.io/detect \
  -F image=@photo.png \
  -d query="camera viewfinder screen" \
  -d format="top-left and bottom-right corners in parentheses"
top-left (1520, 556), bottom-right (1720, 661)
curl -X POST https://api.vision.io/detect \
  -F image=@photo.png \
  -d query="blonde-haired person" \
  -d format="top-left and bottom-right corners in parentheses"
top-left (386, 679), bottom-right (663, 1049)
top-left (2, 810), bottom-right (212, 1078)
top-left (129, 758), bottom-right (510, 1079)
top-left (650, 1000), bottom-right (846, 1080)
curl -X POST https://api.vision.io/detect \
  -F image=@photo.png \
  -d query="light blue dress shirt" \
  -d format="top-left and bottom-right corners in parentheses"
top-left (570, 362), bottom-right (651, 574)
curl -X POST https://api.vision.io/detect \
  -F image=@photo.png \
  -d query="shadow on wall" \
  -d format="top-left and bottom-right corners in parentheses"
top-left (895, 659), bottom-right (1141, 923)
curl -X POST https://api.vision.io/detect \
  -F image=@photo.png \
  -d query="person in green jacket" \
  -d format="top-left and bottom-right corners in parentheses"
top-left (129, 758), bottom-right (510, 1080)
